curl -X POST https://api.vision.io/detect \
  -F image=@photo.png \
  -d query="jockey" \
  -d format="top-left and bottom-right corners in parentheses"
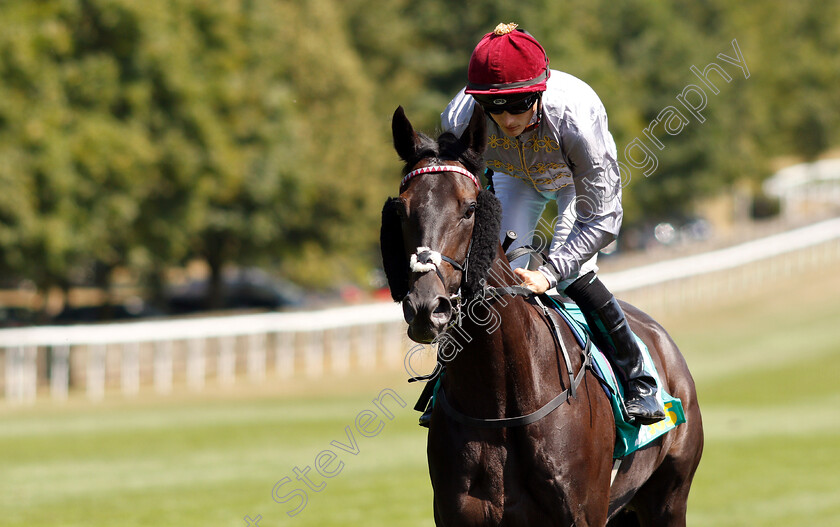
top-left (437, 23), bottom-right (666, 426)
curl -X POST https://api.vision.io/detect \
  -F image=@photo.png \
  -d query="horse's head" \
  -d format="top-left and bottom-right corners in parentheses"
top-left (380, 105), bottom-right (502, 343)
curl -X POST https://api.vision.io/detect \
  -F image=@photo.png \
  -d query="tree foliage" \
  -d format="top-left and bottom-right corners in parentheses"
top-left (0, 0), bottom-right (838, 312)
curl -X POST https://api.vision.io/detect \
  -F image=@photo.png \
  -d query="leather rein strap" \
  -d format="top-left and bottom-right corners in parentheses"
top-left (437, 338), bottom-right (591, 429)
top-left (482, 244), bottom-right (550, 299)
top-left (436, 244), bottom-right (593, 429)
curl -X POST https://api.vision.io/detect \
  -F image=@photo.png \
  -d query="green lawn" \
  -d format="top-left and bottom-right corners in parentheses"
top-left (2, 267), bottom-right (839, 526)
top-left (667, 267), bottom-right (840, 527)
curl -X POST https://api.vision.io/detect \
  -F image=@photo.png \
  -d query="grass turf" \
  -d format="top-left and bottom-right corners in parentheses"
top-left (2, 266), bottom-right (839, 526)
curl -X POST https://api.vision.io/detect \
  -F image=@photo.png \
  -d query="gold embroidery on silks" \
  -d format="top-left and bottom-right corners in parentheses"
top-left (487, 159), bottom-right (573, 187)
top-left (523, 136), bottom-right (560, 153)
top-left (487, 133), bottom-right (570, 188)
top-left (488, 134), bottom-right (560, 153)
top-left (531, 162), bottom-right (568, 174)
top-left (487, 159), bottom-right (571, 180)
top-left (487, 159), bottom-right (520, 174)
top-left (488, 135), bottom-right (518, 150)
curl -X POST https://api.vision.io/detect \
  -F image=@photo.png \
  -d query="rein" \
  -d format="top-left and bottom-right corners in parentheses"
top-left (434, 244), bottom-right (593, 428)
top-left (437, 338), bottom-right (592, 429)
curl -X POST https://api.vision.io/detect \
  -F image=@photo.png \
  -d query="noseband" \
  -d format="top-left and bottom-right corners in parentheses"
top-left (402, 165), bottom-right (481, 341)
top-left (409, 246), bottom-right (468, 284)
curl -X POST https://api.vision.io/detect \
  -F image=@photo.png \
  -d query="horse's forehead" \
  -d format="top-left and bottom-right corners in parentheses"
top-left (404, 175), bottom-right (471, 210)
top-left (402, 161), bottom-right (475, 202)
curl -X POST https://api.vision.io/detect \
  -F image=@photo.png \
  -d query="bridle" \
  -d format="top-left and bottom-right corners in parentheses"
top-left (409, 246), bottom-right (469, 290)
top-left (401, 164), bottom-right (479, 335)
top-left (400, 164), bottom-right (481, 190)
top-left (401, 164), bottom-right (536, 331)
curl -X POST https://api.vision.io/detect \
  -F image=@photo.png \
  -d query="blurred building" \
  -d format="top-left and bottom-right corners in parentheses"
top-left (764, 159), bottom-right (840, 219)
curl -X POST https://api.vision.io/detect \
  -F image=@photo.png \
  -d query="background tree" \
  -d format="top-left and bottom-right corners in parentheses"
top-left (1, 0), bottom-right (839, 318)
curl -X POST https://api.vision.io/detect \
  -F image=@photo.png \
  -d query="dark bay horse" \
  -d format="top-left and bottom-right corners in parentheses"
top-left (380, 105), bottom-right (703, 526)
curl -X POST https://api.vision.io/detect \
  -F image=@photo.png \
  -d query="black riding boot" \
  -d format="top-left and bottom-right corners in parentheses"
top-left (592, 297), bottom-right (666, 425)
top-left (565, 273), bottom-right (666, 426)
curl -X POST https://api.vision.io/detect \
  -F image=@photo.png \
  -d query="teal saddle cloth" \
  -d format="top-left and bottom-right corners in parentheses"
top-left (548, 299), bottom-right (686, 458)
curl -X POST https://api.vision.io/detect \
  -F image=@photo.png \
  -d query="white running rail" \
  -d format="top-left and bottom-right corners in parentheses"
top-left (2, 216), bottom-right (840, 403)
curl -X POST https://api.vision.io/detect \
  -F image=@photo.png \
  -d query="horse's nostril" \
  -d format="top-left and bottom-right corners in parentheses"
top-left (431, 296), bottom-right (453, 319)
top-left (402, 298), bottom-right (417, 324)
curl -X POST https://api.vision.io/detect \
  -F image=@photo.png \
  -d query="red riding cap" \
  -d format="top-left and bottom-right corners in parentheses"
top-left (466, 23), bottom-right (550, 95)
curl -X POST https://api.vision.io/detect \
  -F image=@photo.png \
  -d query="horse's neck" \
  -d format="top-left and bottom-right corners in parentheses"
top-left (443, 250), bottom-right (546, 418)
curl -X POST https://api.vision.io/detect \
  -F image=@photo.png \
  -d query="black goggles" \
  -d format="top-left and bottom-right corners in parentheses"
top-left (474, 93), bottom-right (540, 115)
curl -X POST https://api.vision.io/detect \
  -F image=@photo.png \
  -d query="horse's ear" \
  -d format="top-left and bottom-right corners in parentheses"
top-left (380, 197), bottom-right (410, 302)
top-left (463, 189), bottom-right (502, 298)
top-left (392, 106), bottom-right (421, 163)
top-left (460, 103), bottom-right (487, 157)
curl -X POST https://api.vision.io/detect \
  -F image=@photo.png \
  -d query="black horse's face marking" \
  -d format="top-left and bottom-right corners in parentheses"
top-left (380, 106), bottom-right (501, 344)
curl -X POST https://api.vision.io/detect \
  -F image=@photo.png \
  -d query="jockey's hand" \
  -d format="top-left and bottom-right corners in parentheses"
top-left (514, 268), bottom-right (550, 295)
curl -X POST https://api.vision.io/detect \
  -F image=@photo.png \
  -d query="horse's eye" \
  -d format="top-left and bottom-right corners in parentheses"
top-left (464, 202), bottom-right (476, 219)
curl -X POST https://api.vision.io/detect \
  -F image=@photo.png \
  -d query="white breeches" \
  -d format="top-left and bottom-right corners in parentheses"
top-left (494, 173), bottom-right (598, 289)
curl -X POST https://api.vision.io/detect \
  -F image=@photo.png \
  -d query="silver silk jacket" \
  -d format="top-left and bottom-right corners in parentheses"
top-left (441, 70), bottom-right (623, 283)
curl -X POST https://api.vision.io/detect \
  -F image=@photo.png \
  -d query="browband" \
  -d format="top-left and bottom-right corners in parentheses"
top-left (401, 165), bottom-right (481, 190)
